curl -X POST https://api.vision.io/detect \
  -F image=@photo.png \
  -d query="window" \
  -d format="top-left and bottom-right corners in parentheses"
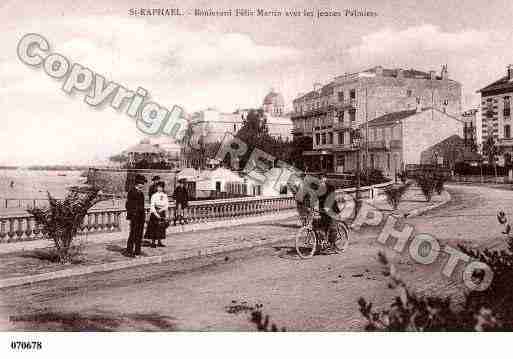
top-left (233, 124), bottom-right (237, 132)
top-left (328, 132), bottom-right (333, 145)
top-left (387, 153), bottom-right (391, 170)
top-left (338, 91), bottom-right (344, 102)
top-left (349, 110), bottom-right (356, 122)
top-left (315, 133), bottom-right (320, 145)
top-left (505, 125), bottom-right (511, 139)
top-left (350, 89), bottom-right (356, 99)
top-left (321, 133), bottom-right (326, 145)
top-left (338, 132), bottom-right (344, 145)
top-left (505, 96), bottom-right (511, 117)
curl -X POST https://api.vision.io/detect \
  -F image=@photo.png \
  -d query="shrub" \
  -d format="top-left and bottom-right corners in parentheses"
top-left (352, 169), bottom-right (389, 187)
top-left (414, 172), bottom-right (436, 202)
top-left (434, 173), bottom-right (447, 195)
top-left (27, 187), bottom-right (103, 264)
top-left (358, 248), bottom-right (508, 331)
top-left (383, 183), bottom-right (411, 210)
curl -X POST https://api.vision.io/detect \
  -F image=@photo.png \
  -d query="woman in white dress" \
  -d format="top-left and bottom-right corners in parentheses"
top-left (144, 181), bottom-right (169, 247)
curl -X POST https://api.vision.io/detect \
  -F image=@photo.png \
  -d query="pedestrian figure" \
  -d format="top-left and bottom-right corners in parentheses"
top-left (10, 180), bottom-right (14, 188)
top-left (148, 175), bottom-right (161, 201)
top-left (144, 181), bottom-right (169, 247)
top-left (498, 209), bottom-right (511, 235)
top-left (173, 178), bottom-right (189, 225)
top-left (125, 174), bottom-right (147, 257)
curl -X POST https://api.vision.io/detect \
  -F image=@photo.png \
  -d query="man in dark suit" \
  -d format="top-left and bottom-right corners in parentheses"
top-left (172, 178), bottom-right (189, 225)
top-left (125, 174), bottom-right (147, 257)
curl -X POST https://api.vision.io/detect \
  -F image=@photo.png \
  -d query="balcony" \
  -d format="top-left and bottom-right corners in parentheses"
top-left (337, 98), bottom-right (357, 110)
top-left (333, 122), bottom-right (353, 131)
top-left (367, 140), bottom-right (387, 150)
top-left (497, 138), bottom-right (513, 147)
top-left (333, 143), bottom-right (358, 152)
top-left (390, 139), bottom-right (402, 149)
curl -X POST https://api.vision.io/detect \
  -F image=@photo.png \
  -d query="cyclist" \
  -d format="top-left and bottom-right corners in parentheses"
top-left (317, 174), bottom-right (341, 247)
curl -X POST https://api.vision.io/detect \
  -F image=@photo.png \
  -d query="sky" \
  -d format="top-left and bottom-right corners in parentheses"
top-left (1, 0), bottom-right (512, 165)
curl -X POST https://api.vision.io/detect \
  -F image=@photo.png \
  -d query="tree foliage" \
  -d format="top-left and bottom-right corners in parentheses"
top-left (27, 187), bottom-right (104, 263)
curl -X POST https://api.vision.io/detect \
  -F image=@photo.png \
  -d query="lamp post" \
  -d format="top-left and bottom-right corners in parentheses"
top-left (353, 129), bottom-right (362, 219)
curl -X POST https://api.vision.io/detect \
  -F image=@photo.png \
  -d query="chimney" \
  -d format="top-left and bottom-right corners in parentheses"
top-left (508, 65), bottom-right (513, 81)
top-left (429, 70), bottom-right (436, 80)
top-left (313, 82), bottom-right (322, 92)
top-left (441, 64), bottom-right (449, 80)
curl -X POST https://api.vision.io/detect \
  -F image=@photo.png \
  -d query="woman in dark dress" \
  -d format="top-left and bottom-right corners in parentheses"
top-left (144, 181), bottom-right (169, 247)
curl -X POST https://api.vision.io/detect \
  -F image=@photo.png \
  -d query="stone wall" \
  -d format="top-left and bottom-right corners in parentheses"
top-left (87, 168), bottom-right (178, 197)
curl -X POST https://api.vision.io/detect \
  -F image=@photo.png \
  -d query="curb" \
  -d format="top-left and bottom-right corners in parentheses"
top-left (404, 189), bottom-right (452, 218)
top-left (0, 214), bottom-right (299, 289)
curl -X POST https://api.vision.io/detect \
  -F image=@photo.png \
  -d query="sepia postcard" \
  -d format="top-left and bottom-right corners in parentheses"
top-left (0, 0), bottom-right (512, 357)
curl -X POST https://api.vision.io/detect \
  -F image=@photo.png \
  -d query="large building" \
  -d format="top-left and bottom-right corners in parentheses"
top-left (478, 65), bottom-right (513, 164)
top-left (291, 65), bottom-right (462, 173)
top-left (187, 89), bottom-right (293, 144)
top-left (356, 106), bottom-right (463, 178)
top-left (181, 90), bottom-right (293, 168)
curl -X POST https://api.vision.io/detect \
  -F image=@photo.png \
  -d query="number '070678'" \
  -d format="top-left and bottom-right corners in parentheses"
top-left (10, 341), bottom-right (42, 350)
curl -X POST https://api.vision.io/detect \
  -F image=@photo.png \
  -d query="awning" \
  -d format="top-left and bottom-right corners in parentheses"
top-left (302, 150), bottom-right (333, 156)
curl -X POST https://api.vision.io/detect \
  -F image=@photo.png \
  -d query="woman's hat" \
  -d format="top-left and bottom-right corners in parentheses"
top-left (156, 181), bottom-right (166, 188)
top-left (152, 175), bottom-right (161, 181)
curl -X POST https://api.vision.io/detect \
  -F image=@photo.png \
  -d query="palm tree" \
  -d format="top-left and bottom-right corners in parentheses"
top-left (27, 187), bottom-right (105, 263)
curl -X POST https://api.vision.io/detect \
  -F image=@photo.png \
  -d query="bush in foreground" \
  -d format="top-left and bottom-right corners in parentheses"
top-left (358, 246), bottom-right (510, 331)
top-left (27, 187), bottom-right (103, 264)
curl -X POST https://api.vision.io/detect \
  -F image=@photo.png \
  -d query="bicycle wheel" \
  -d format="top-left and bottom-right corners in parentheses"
top-left (295, 226), bottom-right (317, 259)
top-left (332, 222), bottom-right (350, 253)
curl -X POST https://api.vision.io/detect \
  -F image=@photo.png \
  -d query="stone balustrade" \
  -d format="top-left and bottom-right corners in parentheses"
top-left (0, 182), bottom-right (392, 244)
top-left (0, 208), bottom-right (125, 243)
top-left (0, 195), bottom-right (296, 243)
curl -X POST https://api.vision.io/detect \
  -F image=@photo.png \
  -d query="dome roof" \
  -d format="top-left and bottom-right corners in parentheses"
top-left (263, 90), bottom-right (284, 107)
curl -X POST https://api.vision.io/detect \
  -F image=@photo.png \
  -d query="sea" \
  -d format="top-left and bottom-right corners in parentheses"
top-left (0, 169), bottom-right (88, 213)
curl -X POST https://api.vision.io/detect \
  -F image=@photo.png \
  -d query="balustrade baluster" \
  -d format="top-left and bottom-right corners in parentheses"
top-left (7, 218), bottom-right (15, 241)
top-left (0, 220), bottom-right (6, 243)
top-left (25, 217), bottom-right (33, 239)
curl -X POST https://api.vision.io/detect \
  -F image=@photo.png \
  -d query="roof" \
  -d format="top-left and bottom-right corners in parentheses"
top-left (364, 67), bottom-right (433, 79)
top-left (364, 109), bottom-right (418, 127)
top-left (123, 143), bottom-right (165, 154)
top-left (263, 90), bottom-right (285, 106)
top-left (363, 107), bottom-right (463, 128)
top-left (478, 75), bottom-right (513, 94)
top-left (177, 168), bottom-right (200, 180)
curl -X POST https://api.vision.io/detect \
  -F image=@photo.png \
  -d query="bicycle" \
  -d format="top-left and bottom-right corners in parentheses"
top-left (295, 209), bottom-right (350, 259)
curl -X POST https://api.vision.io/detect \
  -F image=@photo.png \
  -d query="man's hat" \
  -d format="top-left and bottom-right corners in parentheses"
top-left (134, 174), bottom-right (147, 185)
top-left (151, 175), bottom-right (161, 181)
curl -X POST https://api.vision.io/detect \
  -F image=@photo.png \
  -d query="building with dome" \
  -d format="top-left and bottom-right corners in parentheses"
top-left (185, 89), bottom-right (293, 145)
top-left (263, 89), bottom-right (285, 116)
